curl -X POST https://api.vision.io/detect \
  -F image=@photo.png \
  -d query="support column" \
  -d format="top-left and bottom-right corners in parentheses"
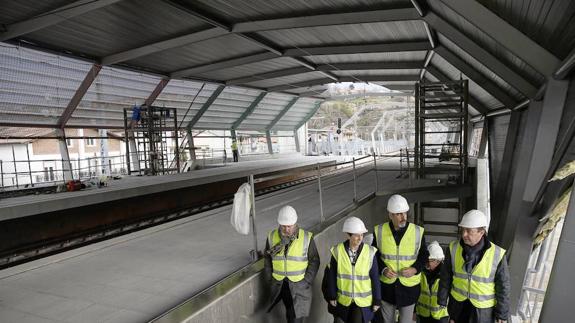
top-left (538, 179), bottom-right (575, 322)
top-left (186, 128), bottom-right (196, 160)
top-left (128, 136), bottom-right (140, 173)
top-left (55, 128), bottom-right (73, 181)
top-left (294, 129), bottom-right (300, 153)
top-left (266, 131), bottom-right (273, 154)
top-left (99, 129), bottom-right (109, 175)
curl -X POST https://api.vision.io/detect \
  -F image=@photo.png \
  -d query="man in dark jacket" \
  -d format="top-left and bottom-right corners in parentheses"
top-left (372, 194), bottom-right (429, 323)
top-left (438, 210), bottom-right (510, 323)
top-left (264, 205), bottom-right (320, 323)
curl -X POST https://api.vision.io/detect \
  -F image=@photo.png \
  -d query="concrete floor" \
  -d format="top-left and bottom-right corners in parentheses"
top-left (0, 156), bottom-right (404, 323)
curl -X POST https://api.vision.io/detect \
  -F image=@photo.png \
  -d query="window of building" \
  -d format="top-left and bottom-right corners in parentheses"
top-left (85, 138), bottom-right (96, 146)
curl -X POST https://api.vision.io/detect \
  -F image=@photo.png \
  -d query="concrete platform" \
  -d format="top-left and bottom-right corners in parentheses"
top-left (0, 156), bottom-right (398, 323)
top-left (0, 156), bottom-right (337, 221)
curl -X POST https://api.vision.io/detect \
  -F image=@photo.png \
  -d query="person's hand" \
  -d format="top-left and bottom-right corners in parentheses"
top-left (382, 267), bottom-right (397, 278)
top-left (449, 320), bottom-right (455, 323)
top-left (400, 267), bottom-right (417, 278)
top-left (412, 313), bottom-right (417, 321)
top-left (373, 305), bottom-right (380, 312)
top-left (329, 300), bottom-right (337, 307)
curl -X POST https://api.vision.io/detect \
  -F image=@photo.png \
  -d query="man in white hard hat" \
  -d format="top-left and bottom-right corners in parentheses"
top-left (414, 241), bottom-right (449, 323)
top-left (326, 217), bottom-right (381, 323)
top-left (373, 194), bottom-right (429, 323)
top-left (438, 209), bottom-right (510, 323)
top-left (264, 205), bottom-right (320, 323)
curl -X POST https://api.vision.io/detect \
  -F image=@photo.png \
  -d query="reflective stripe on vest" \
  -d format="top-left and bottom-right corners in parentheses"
top-left (416, 274), bottom-right (449, 319)
top-left (268, 228), bottom-right (311, 282)
top-left (449, 240), bottom-right (505, 308)
top-left (331, 242), bottom-right (376, 307)
top-left (375, 222), bottom-right (424, 287)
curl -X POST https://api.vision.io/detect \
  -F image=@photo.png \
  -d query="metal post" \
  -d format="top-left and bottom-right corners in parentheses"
top-left (373, 153), bottom-right (378, 193)
top-left (12, 145), bottom-right (19, 188)
top-left (87, 158), bottom-right (92, 178)
top-left (248, 174), bottom-right (259, 260)
top-left (26, 144), bottom-right (33, 187)
top-left (317, 163), bottom-right (325, 222)
top-left (0, 160), bottom-right (4, 188)
top-left (77, 157), bottom-right (81, 179)
top-left (352, 157), bottom-right (357, 202)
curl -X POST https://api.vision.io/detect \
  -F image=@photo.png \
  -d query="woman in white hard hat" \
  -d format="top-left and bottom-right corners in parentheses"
top-left (414, 241), bottom-right (449, 323)
top-left (264, 205), bottom-right (320, 323)
top-left (326, 216), bottom-right (381, 323)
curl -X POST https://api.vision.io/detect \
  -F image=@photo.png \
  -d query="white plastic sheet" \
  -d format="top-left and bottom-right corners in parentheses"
top-left (231, 183), bottom-right (252, 235)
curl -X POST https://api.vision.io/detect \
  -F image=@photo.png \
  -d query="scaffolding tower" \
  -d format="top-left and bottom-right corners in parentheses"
top-left (414, 79), bottom-right (470, 245)
top-left (123, 105), bottom-right (180, 176)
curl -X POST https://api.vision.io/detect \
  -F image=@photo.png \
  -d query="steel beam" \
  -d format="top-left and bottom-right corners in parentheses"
top-left (316, 61), bottom-right (424, 71)
top-left (232, 92), bottom-right (268, 129)
top-left (226, 67), bottom-right (312, 85)
top-left (0, 0), bottom-right (124, 42)
top-left (339, 75), bottom-right (420, 83)
top-left (101, 28), bottom-right (227, 65)
top-left (294, 102), bottom-right (323, 130)
top-left (423, 12), bottom-right (539, 98)
top-left (434, 46), bottom-right (518, 108)
top-left (267, 78), bottom-right (335, 92)
top-left (425, 65), bottom-right (490, 114)
top-left (232, 8), bottom-right (420, 32)
top-left (523, 79), bottom-right (570, 202)
top-left (266, 97), bottom-right (299, 130)
top-left (266, 130), bottom-right (273, 154)
top-left (438, 0), bottom-right (560, 76)
top-left (187, 85), bottom-right (225, 129)
top-left (554, 46), bottom-right (575, 80)
top-left (58, 64), bottom-right (102, 128)
top-left (144, 78), bottom-right (170, 106)
top-left (284, 41), bottom-right (431, 56)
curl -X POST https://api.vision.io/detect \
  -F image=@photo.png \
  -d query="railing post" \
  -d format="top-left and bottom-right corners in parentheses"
top-left (0, 160), bottom-right (4, 188)
top-left (88, 158), bottom-right (92, 178)
top-left (317, 163), bottom-right (325, 222)
top-left (248, 174), bottom-right (259, 260)
top-left (373, 153), bottom-right (378, 193)
top-left (352, 157), bottom-right (357, 202)
top-left (12, 145), bottom-right (19, 189)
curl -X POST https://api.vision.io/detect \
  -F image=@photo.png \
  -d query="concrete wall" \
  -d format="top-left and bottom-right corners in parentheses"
top-left (186, 196), bottom-right (387, 323)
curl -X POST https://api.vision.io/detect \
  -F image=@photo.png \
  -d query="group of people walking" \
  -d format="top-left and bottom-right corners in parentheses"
top-left (264, 194), bottom-right (510, 323)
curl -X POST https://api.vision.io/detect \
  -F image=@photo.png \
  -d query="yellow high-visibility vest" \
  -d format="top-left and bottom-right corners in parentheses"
top-left (449, 240), bottom-right (505, 308)
top-left (331, 242), bottom-right (376, 307)
top-left (416, 273), bottom-right (449, 319)
top-left (268, 228), bottom-right (311, 282)
top-left (374, 222), bottom-right (423, 287)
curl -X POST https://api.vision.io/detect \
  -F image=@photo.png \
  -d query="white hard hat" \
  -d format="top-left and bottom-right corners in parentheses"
top-left (428, 241), bottom-right (445, 260)
top-left (387, 194), bottom-right (409, 213)
top-left (459, 209), bottom-right (488, 228)
top-left (278, 205), bottom-right (298, 225)
top-left (342, 217), bottom-right (368, 234)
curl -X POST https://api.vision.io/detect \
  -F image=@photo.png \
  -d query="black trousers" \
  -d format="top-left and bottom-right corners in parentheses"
top-left (232, 150), bottom-right (239, 162)
top-left (418, 315), bottom-right (449, 323)
top-left (280, 280), bottom-right (304, 323)
top-left (341, 303), bottom-right (363, 323)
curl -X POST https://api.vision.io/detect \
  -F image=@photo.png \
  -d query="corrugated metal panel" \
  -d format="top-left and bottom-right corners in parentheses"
top-left (273, 98), bottom-right (321, 129)
top-left (246, 71), bottom-right (325, 88)
top-left (194, 86), bottom-right (262, 129)
top-left (125, 34), bottom-right (263, 73)
top-left (305, 51), bottom-right (428, 64)
top-left (430, 54), bottom-right (502, 109)
top-left (153, 80), bottom-right (220, 126)
top-left (25, 0), bottom-right (209, 58)
top-left (239, 93), bottom-right (295, 129)
top-left (478, 0), bottom-right (575, 59)
top-left (256, 21), bottom-right (427, 48)
top-left (188, 0), bottom-right (411, 23)
top-left (428, 1), bottom-right (545, 87)
top-left (196, 58), bottom-right (300, 81)
top-left (0, 43), bottom-right (92, 127)
top-left (437, 34), bottom-right (525, 102)
top-left (0, 0), bottom-right (75, 26)
top-left (0, 127), bottom-right (54, 138)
